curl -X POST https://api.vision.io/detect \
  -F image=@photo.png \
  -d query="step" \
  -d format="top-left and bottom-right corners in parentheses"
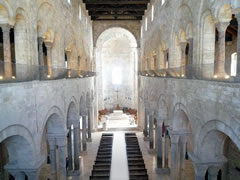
top-left (90, 175), bottom-right (110, 180)
top-left (127, 157), bottom-right (143, 161)
top-left (128, 162), bottom-right (145, 166)
top-left (93, 165), bottom-right (111, 170)
top-left (92, 170), bottom-right (110, 176)
top-left (128, 165), bottom-right (146, 170)
top-left (129, 175), bottom-right (148, 180)
top-left (129, 169), bottom-right (147, 174)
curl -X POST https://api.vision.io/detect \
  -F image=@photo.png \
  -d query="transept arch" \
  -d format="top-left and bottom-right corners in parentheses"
top-left (94, 24), bottom-right (140, 47)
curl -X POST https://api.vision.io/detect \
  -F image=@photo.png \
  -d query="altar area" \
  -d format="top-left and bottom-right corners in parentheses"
top-left (99, 110), bottom-right (137, 129)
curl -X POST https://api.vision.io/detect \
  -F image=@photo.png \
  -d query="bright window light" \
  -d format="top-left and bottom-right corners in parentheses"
top-left (67, 0), bottom-right (71, 5)
top-left (162, 0), bottom-right (165, 5)
top-left (79, 6), bottom-right (82, 20)
top-left (145, 18), bottom-right (148, 31)
top-left (231, 52), bottom-right (237, 76)
top-left (141, 26), bottom-right (143, 38)
top-left (151, 5), bottom-right (154, 22)
top-left (112, 67), bottom-right (122, 85)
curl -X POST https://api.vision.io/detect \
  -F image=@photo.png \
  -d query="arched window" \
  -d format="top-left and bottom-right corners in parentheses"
top-left (231, 52), bottom-right (237, 76)
top-left (151, 5), bottom-right (154, 22)
top-left (112, 67), bottom-right (122, 85)
top-left (145, 17), bottom-right (148, 31)
top-left (162, 0), bottom-right (165, 5)
top-left (67, 0), bottom-right (71, 5)
top-left (79, 5), bottom-right (82, 20)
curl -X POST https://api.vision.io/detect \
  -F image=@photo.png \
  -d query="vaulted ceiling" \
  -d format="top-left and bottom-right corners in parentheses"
top-left (83, 0), bottom-right (150, 21)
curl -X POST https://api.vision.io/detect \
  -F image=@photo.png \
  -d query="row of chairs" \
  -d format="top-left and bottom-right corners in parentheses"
top-left (125, 133), bottom-right (148, 180)
top-left (90, 133), bottom-right (113, 180)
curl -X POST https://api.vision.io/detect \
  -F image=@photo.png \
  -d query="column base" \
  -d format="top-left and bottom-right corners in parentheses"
top-left (87, 138), bottom-right (92, 142)
top-left (144, 137), bottom-right (150, 141)
top-left (155, 168), bottom-right (170, 174)
top-left (67, 170), bottom-right (80, 176)
top-left (148, 149), bottom-right (156, 154)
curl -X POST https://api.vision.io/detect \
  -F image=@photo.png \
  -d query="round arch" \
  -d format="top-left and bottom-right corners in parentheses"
top-left (66, 101), bottom-right (78, 128)
top-left (196, 120), bottom-right (240, 160)
top-left (79, 95), bottom-right (87, 116)
top-left (94, 25), bottom-right (139, 47)
top-left (96, 27), bottom-right (137, 48)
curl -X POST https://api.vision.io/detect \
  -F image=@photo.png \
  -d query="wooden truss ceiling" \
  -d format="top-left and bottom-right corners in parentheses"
top-left (83, 0), bottom-right (150, 21)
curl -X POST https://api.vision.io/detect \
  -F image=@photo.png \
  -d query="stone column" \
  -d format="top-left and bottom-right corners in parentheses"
top-left (156, 125), bottom-right (163, 169)
top-left (67, 128), bottom-right (73, 171)
top-left (163, 50), bottom-right (168, 75)
top-left (82, 115), bottom-right (87, 151)
top-left (2, 25), bottom-right (12, 79)
top-left (154, 119), bottom-right (158, 152)
top-left (236, 13), bottom-right (240, 81)
top-left (73, 122), bottom-right (80, 171)
top-left (193, 163), bottom-right (208, 180)
top-left (47, 137), bottom-right (57, 179)
top-left (56, 137), bottom-right (67, 180)
top-left (148, 112), bottom-right (154, 153)
top-left (143, 108), bottom-right (149, 140)
top-left (87, 107), bottom-right (92, 142)
top-left (180, 42), bottom-right (187, 77)
top-left (9, 171), bottom-right (25, 180)
top-left (65, 49), bottom-right (71, 77)
top-left (216, 22), bottom-right (229, 78)
top-left (38, 37), bottom-right (44, 66)
top-left (208, 166), bottom-right (221, 180)
top-left (164, 130), bottom-right (169, 168)
top-left (45, 42), bottom-right (53, 77)
top-left (170, 134), bottom-right (179, 180)
top-left (187, 38), bottom-right (193, 78)
top-left (152, 51), bottom-right (157, 70)
top-left (179, 135), bottom-right (188, 180)
top-left (25, 170), bottom-right (39, 180)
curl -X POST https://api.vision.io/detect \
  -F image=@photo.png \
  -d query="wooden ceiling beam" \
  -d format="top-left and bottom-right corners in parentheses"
top-left (83, 0), bottom-right (149, 5)
top-left (86, 7), bottom-right (145, 11)
top-left (89, 13), bottom-right (144, 17)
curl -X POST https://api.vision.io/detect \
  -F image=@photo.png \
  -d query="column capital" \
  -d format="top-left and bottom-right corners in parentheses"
top-left (44, 41), bottom-right (53, 49)
top-left (208, 166), bottom-right (222, 176)
top-left (216, 21), bottom-right (230, 32)
top-left (180, 41), bottom-right (188, 50)
top-left (169, 130), bottom-right (180, 144)
top-left (56, 135), bottom-right (66, 147)
top-left (1, 24), bottom-right (10, 32)
top-left (47, 136), bottom-right (56, 149)
top-left (8, 171), bottom-right (25, 179)
top-left (25, 169), bottom-right (39, 180)
top-left (72, 120), bottom-right (80, 127)
top-left (193, 163), bottom-right (208, 177)
top-left (180, 134), bottom-right (189, 144)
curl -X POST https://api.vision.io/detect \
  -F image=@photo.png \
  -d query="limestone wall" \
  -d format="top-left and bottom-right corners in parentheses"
top-left (0, 77), bottom-right (94, 168)
top-left (139, 76), bottom-right (240, 158)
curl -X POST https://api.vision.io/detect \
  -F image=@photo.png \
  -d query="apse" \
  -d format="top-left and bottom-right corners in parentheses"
top-left (96, 28), bottom-right (138, 110)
